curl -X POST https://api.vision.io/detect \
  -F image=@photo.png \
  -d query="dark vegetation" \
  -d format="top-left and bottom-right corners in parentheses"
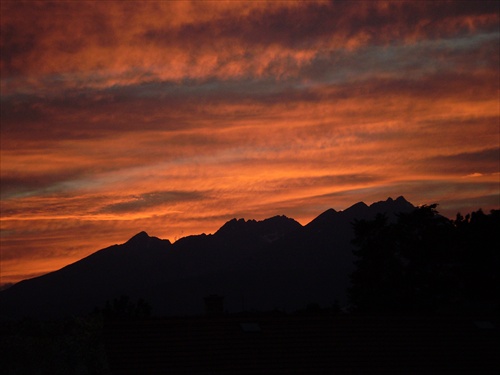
top-left (0, 313), bottom-right (109, 375)
top-left (349, 205), bottom-right (500, 315)
top-left (0, 296), bottom-right (153, 375)
top-left (97, 295), bottom-right (152, 321)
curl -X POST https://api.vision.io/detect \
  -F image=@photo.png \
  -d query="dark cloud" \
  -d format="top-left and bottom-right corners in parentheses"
top-left (269, 174), bottom-right (384, 191)
top-left (144, 2), bottom-right (334, 49)
top-left (0, 1), bottom-right (116, 76)
top-left (439, 193), bottom-right (500, 218)
top-left (423, 148), bottom-right (500, 175)
top-left (1, 65), bottom-right (495, 150)
top-left (2, 1), bottom-right (496, 84)
top-left (0, 169), bottom-right (90, 200)
top-left (98, 190), bottom-right (207, 214)
top-left (144, 1), bottom-right (498, 51)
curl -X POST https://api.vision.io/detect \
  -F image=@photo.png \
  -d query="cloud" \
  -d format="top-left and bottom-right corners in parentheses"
top-left (421, 148), bottom-right (500, 176)
top-left (0, 170), bottom-right (88, 199)
top-left (1, 1), bottom-right (497, 94)
top-left (98, 190), bottom-right (207, 214)
top-left (438, 193), bottom-right (500, 217)
top-left (463, 173), bottom-right (484, 178)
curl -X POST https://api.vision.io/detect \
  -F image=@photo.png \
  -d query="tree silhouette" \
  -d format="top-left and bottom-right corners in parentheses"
top-left (100, 295), bottom-right (151, 321)
top-left (349, 205), bottom-right (499, 315)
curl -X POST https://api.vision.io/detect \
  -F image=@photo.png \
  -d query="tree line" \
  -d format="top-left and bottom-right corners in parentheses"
top-left (349, 205), bottom-right (499, 315)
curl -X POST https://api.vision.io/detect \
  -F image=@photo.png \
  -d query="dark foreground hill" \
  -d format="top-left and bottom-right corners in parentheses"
top-left (0, 197), bottom-right (415, 319)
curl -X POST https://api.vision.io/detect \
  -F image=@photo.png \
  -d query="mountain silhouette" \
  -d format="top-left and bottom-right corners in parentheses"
top-left (0, 197), bottom-right (415, 319)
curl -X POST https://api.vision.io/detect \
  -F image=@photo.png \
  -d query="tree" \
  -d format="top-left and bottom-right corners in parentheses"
top-left (100, 295), bottom-right (151, 321)
top-left (349, 205), bottom-right (499, 315)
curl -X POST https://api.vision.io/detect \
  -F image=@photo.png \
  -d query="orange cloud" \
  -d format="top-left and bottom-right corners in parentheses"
top-left (2, 1), bottom-right (497, 94)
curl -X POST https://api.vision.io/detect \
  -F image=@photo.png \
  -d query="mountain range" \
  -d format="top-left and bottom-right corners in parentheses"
top-left (0, 196), bottom-right (415, 319)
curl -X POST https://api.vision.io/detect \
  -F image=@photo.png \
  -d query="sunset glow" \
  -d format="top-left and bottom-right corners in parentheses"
top-left (1, 1), bottom-right (499, 286)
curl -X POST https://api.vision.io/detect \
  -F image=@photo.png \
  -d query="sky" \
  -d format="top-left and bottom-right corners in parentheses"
top-left (1, 1), bottom-right (499, 287)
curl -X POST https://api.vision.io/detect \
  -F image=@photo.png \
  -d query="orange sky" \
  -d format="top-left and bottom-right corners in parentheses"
top-left (1, 1), bottom-right (499, 286)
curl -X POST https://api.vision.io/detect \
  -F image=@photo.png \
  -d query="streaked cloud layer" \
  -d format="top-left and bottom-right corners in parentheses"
top-left (1, 1), bottom-right (499, 285)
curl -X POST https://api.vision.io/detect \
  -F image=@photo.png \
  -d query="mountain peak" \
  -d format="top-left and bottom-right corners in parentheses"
top-left (382, 196), bottom-right (409, 204)
top-left (347, 201), bottom-right (368, 210)
top-left (368, 196), bottom-right (415, 219)
top-left (216, 218), bottom-right (246, 233)
top-left (370, 196), bottom-right (410, 207)
top-left (395, 195), bottom-right (409, 203)
top-left (126, 231), bottom-right (150, 244)
top-left (342, 201), bottom-right (369, 216)
top-left (214, 215), bottom-right (301, 243)
top-left (305, 208), bottom-right (338, 230)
